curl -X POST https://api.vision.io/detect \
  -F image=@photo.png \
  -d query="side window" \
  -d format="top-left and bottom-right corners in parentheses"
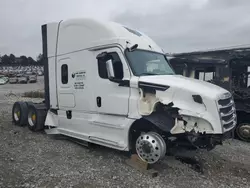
top-left (61, 64), bottom-right (68, 84)
top-left (98, 59), bottom-right (108, 79)
top-left (97, 52), bottom-right (124, 79)
top-left (195, 67), bottom-right (215, 81)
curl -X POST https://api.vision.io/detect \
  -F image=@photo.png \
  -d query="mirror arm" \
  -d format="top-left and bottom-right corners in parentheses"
top-left (108, 77), bottom-right (120, 83)
top-left (108, 77), bottom-right (130, 87)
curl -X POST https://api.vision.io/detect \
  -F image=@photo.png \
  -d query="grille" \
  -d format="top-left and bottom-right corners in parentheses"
top-left (221, 113), bottom-right (234, 122)
top-left (223, 121), bottom-right (235, 130)
top-left (220, 106), bottom-right (232, 114)
top-left (218, 94), bottom-right (237, 131)
top-left (218, 98), bottom-right (231, 106)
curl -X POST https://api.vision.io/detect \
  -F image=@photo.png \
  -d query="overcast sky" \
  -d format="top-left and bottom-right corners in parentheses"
top-left (0, 0), bottom-right (250, 59)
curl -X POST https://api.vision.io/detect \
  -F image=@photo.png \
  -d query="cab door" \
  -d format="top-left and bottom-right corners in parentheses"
top-left (94, 47), bottom-right (130, 115)
top-left (88, 47), bottom-right (131, 148)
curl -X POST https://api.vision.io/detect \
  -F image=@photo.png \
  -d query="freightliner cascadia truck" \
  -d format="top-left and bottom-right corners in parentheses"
top-left (12, 18), bottom-right (236, 164)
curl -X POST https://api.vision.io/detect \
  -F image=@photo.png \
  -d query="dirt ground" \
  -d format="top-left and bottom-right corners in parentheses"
top-left (0, 81), bottom-right (250, 188)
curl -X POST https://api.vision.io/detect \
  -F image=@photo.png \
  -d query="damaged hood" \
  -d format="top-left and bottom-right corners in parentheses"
top-left (138, 74), bottom-right (228, 100)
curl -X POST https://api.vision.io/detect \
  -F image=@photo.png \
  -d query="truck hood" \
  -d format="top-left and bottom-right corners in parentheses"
top-left (138, 74), bottom-right (228, 100)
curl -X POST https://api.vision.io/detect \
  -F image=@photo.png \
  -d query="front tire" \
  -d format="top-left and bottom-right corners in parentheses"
top-left (135, 131), bottom-right (166, 164)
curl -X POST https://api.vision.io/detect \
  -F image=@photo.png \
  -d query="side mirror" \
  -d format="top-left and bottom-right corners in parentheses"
top-left (106, 59), bottom-right (115, 79)
top-left (105, 59), bottom-right (129, 86)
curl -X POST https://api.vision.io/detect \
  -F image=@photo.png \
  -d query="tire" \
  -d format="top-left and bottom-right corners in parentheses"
top-left (236, 123), bottom-right (250, 142)
top-left (12, 101), bottom-right (28, 126)
top-left (25, 101), bottom-right (34, 108)
top-left (27, 105), bottom-right (47, 132)
top-left (134, 131), bottom-right (166, 164)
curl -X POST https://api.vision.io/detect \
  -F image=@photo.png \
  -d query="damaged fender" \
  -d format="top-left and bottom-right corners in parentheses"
top-left (137, 82), bottom-right (215, 135)
top-left (170, 110), bottom-right (215, 135)
top-left (138, 82), bottom-right (180, 133)
top-left (142, 111), bottom-right (175, 132)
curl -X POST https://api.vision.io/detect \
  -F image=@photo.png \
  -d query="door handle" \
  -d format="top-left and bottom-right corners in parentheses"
top-left (66, 110), bottom-right (72, 119)
top-left (96, 97), bottom-right (101, 107)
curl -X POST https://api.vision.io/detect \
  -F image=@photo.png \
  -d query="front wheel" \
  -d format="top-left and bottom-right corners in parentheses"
top-left (135, 131), bottom-right (166, 164)
top-left (236, 123), bottom-right (250, 142)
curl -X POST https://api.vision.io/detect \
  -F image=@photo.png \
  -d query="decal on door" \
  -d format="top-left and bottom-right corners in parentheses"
top-left (73, 70), bottom-right (86, 90)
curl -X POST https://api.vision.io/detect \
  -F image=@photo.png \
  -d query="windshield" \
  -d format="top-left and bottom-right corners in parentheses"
top-left (125, 49), bottom-right (175, 76)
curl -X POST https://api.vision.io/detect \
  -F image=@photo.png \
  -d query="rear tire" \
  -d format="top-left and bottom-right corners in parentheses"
top-left (27, 104), bottom-right (47, 132)
top-left (25, 101), bottom-right (34, 108)
top-left (12, 101), bottom-right (28, 126)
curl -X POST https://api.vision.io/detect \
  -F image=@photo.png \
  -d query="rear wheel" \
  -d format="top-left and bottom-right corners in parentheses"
top-left (12, 101), bottom-right (28, 126)
top-left (236, 123), bottom-right (250, 142)
top-left (27, 105), bottom-right (46, 132)
top-left (135, 131), bottom-right (166, 164)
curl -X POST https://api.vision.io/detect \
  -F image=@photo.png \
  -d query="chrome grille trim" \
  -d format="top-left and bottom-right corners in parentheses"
top-left (220, 107), bottom-right (235, 117)
top-left (217, 93), bottom-right (237, 131)
top-left (222, 114), bottom-right (236, 125)
top-left (218, 100), bottom-right (234, 109)
top-left (218, 92), bottom-right (232, 100)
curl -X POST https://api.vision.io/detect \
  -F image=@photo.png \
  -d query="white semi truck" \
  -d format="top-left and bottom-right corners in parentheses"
top-left (12, 18), bottom-right (236, 164)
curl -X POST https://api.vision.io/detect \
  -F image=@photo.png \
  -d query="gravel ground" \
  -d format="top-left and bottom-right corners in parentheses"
top-left (0, 81), bottom-right (250, 188)
top-left (0, 103), bottom-right (250, 188)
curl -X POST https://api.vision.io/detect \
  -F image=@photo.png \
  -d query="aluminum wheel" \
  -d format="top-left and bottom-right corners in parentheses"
top-left (135, 132), bottom-right (166, 164)
top-left (13, 105), bottom-right (21, 122)
top-left (237, 124), bottom-right (250, 142)
top-left (28, 110), bottom-right (36, 127)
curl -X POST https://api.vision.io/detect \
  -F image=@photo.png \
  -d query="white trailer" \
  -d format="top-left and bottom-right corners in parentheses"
top-left (12, 18), bottom-right (236, 164)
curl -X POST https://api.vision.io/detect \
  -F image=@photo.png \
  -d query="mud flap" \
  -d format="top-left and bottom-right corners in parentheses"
top-left (142, 112), bottom-right (175, 132)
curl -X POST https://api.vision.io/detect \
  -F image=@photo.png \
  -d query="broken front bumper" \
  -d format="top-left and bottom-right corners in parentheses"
top-left (172, 127), bottom-right (235, 151)
top-left (191, 128), bottom-right (235, 150)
